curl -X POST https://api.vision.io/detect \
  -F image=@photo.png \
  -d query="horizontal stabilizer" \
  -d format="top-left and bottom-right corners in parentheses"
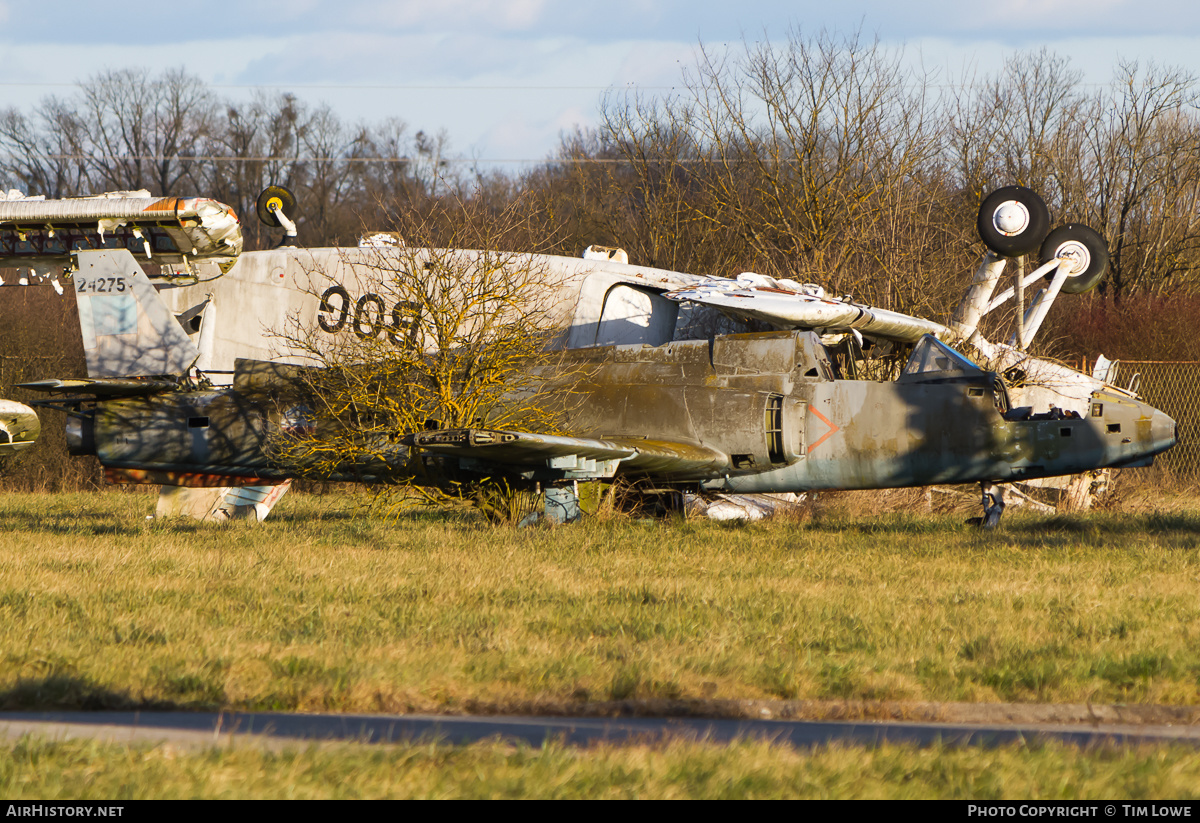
top-left (19, 377), bottom-right (178, 398)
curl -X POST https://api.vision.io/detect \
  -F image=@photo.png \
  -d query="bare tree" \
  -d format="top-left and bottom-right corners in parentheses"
top-left (77, 68), bottom-right (217, 194)
top-left (991, 49), bottom-right (1084, 202)
top-left (1067, 60), bottom-right (1200, 298)
top-left (200, 93), bottom-right (305, 249)
top-left (268, 194), bottom-right (574, 515)
top-left (580, 28), bottom-right (961, 315)
top-left (0, 98), bottom-right (90, 197)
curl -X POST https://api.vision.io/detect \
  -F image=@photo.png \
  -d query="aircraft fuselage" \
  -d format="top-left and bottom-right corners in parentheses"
top-left (67, 330), bottom-right (1176, 492)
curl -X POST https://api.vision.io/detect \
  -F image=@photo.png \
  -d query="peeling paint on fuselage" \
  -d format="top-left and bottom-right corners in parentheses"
top-left (545, 331), bottom-right (1175, 492)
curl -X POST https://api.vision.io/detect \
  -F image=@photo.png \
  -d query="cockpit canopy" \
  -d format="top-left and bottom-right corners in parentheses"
top-left (898, 335), bottom-right (987, 382)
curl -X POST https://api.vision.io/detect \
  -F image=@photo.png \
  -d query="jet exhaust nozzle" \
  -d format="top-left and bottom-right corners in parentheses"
top-left (65, 415), bottom-right (96, 456)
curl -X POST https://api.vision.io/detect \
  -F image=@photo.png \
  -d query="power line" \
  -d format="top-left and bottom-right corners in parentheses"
top-left (0, 81), bottom-right (673, 92)
top-left (0, 153), bottom-right (677, 165)
top-left (0, 80), bottom-right (1118, 92)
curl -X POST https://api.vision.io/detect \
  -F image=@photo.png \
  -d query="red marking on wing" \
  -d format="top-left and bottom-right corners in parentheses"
top-left (807, 407), bottom-right (841, 454)
top-left (104, 467), bottom-right (279, 487)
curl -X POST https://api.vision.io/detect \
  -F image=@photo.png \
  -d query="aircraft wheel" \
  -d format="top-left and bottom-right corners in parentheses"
top-left (256, 185), bottom-right (297, 228)
top-left (977, 186), bottom-right (1050, 258)
top-left (1039, 224), bottom-right (1109, 294)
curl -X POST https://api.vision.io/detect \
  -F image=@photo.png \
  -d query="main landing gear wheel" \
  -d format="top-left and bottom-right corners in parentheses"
top-left (1039, 224), bottom-right (1109, 294)
top-left (977, 186), bottom-right (1051, 258)
top-left (256, 185), bottom-right (296, 228)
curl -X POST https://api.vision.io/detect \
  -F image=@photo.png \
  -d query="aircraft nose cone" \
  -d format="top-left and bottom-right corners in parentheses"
top-left (1151, 409), bottom-right (1178, 453)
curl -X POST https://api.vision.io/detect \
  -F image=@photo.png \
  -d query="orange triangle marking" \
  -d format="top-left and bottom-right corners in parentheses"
top-left (808, 407), bottom-right (841, 454)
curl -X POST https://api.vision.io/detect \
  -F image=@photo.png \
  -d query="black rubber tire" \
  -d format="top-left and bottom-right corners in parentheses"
top-left (256, 185), bottom-right (297, 228)
top-left (1039, 224), bottom-right (1109, 294)
top-left (977, 186), bottom-right (1051, 258)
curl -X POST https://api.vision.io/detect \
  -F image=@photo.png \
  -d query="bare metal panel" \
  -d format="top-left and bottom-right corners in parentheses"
top-left (0, 194), bottom-right (242, 270)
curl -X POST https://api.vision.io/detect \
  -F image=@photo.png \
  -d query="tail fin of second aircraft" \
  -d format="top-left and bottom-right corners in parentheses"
top-left (73, 249), bottom-right (200, 378)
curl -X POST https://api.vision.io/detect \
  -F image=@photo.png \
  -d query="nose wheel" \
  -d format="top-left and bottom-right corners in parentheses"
top-left (980, 482), bottom-right (1005, 528)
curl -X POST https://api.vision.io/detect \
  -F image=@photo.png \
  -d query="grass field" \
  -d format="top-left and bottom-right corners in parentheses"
top-left (1, 489), bottom-right (1198, 797)
top-left (3, 736), bottom-right (1200, 799)
top-left (2, 491), bottom-right (1198, 712)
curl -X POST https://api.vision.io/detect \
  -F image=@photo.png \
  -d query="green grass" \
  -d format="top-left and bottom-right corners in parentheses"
top-left (1, 491), bottom-right (1199, 713)
top-left (2, 736), bottom-right (1199, 799)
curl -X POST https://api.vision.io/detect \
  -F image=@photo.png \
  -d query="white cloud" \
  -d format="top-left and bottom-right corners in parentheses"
top-left (482, 104), bottom-right (595, 161)
top-left (852, 0), bottom-right (1200, 39)
top-left (347, 0), bottom-right (549, 32)
top-left (4, 3), bottom-right (1200, 172)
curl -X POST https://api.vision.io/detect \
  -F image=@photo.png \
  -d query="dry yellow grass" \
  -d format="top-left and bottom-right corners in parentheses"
top-left (1, 490), bottom-right (1198, 714)
top-left (2, 735), bottom-right (1199, 799)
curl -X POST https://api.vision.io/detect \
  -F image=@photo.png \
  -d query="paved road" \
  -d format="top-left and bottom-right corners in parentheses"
top-left (2, 711), bottom-right (1199, 751)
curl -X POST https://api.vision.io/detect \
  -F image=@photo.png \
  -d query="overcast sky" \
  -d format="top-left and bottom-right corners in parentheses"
top-left (2, 1), bottom-right (1199, 169)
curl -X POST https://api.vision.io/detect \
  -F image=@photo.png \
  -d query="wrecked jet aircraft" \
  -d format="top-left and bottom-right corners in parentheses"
top-left (1, 184), bottom-right (1176, 525)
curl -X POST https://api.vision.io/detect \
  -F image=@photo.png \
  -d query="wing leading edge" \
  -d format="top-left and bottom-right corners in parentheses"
top-left (666, 275), bottom-right (953, 343)
top-left (404, 428), bottom-right (730, 481)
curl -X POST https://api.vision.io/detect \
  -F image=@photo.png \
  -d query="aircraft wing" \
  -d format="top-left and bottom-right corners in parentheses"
top-left (405, 428), bottom-right (730, 480)
top-left (0, 191), bottom-right (242, 273)
top-left (665, 275), bottom-right (953, 343)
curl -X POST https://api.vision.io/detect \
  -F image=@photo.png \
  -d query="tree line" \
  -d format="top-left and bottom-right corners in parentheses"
top-left (0, 68), bottom-right (454, 252)
top-left (535, 34), bottom-right (1200, 321)
top-left (1, 32), bottom-right (1199, 348)
top-left (3, 35), bottom-right (1198, 350)
top-left (4, 31), bottom-right (1200, 316)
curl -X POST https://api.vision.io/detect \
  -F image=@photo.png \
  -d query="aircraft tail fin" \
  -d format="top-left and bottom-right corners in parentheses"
top-left (73, 249), bottom-right (200, 377)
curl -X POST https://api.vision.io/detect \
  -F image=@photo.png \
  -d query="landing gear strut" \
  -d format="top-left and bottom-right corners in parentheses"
top-left (543, 485), bottom-right (582, 525)
top-left (518, 483), bottom-right (582, 526)
top-left (980, 482), bottom-right (1005, 528)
